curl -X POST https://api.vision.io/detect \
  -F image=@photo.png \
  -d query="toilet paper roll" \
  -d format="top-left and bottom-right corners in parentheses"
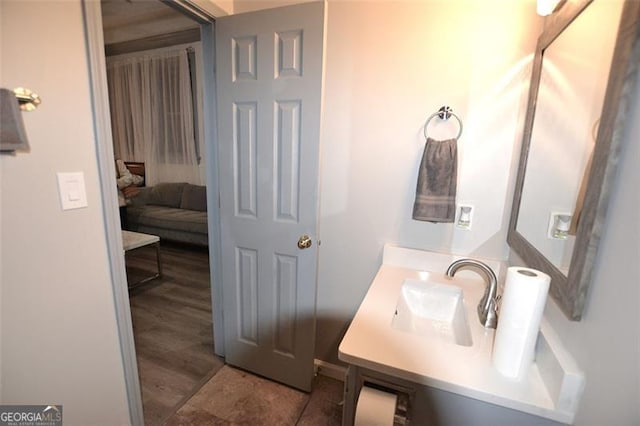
top-left (354, 386), bottom-right (398, 426)
top-left (492, 266), bottom-right (550, 380)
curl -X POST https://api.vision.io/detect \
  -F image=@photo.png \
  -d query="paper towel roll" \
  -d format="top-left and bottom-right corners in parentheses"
top-left (354, 386), bottom-right (397, 426)
top-left (492, 266), bottom-right (550, 380)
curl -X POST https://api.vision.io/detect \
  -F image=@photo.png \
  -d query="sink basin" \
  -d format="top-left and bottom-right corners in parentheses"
top-left (339, 246), bottom-right (584, 424)
top-left (391, 277), bottom-right (472, 346)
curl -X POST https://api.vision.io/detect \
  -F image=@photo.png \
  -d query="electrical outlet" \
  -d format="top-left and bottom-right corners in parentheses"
top-left (548, 212), bottom-right (572, 239)
top-left (456, 204), bottom-right (474, 230)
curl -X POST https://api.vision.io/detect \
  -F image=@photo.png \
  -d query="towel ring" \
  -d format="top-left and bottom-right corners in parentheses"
top-left (13, 87), bottom-right (41, 112)
top-left (423, 106), bottom-right (463, 140)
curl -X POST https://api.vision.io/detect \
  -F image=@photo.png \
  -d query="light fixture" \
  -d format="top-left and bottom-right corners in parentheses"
top-left (537, 0), bottom-right (562, 16)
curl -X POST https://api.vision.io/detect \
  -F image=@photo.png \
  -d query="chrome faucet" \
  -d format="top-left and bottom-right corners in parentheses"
top-left (446, 258), bottom-right (499, 329)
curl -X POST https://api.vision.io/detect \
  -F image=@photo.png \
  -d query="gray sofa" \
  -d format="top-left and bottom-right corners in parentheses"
top-left (125, 182), bottom-right (208, 246)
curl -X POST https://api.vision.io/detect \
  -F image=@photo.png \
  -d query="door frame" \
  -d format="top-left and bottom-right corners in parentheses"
top-left (81, 1), bottom-right (224, 424)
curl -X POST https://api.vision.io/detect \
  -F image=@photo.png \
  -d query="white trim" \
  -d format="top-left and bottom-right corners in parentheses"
top-left (314, 359), bottom-right (347, 382)
top-left (81, 1), bottom-right (144, 425)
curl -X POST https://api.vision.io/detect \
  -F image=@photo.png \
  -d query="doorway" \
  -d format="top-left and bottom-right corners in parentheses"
top-left (84, 1), bottom-right (326, 423)
top-left (83, 1), bottom-right (222, 424)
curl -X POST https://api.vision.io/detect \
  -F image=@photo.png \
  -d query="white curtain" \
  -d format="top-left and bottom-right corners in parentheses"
top-left (107, 50), bottom-right (201, 185)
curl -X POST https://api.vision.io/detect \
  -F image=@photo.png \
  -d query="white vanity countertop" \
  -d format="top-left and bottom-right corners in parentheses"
top-left (338, 245), bottom-right (580, 424)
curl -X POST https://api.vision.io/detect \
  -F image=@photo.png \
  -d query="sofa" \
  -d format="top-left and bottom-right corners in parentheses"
top-left (125, 182), bottom-right (208, 246)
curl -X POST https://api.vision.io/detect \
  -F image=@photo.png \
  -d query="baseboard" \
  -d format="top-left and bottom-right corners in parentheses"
top-left (314, 359), bottom-right (347, 382)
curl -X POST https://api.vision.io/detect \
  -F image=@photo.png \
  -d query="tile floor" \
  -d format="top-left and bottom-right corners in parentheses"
top-left (166, 366), bottom-right (344, 425)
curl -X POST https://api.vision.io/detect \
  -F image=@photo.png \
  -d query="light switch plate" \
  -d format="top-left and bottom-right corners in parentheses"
top-left (57, 172), bottom-right (88, 210)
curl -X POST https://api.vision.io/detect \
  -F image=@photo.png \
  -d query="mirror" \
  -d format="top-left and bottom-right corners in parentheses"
top-left (517, 1), bottom-right (621, 275)
top-left (508, 0), bottom-right (640, 320)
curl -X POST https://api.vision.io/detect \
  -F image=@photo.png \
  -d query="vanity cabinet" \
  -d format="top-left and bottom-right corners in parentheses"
top-left (342, 365), bottom-right (565, 426)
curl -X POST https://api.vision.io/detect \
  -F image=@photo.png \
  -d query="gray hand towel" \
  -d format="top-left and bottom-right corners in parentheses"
top-left (0, 88), bottom-right (30, 152)
top-left (412, 137), bottom-right (457, 223)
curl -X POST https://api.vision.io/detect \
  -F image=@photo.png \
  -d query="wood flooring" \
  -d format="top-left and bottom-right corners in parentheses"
top-left (126, 242), bottom-right (224, 425)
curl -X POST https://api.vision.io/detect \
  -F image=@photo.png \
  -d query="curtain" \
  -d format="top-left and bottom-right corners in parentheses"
top-left (107, 49), bottom-right (201, 185)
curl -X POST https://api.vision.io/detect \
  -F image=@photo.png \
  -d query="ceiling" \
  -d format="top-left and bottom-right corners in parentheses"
top-left (101, 0), bottom-right (199, 45)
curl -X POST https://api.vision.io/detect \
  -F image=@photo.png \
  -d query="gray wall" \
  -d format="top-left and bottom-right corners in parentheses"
top-left (315, 0), bottom-right (542, 364)
top-left (0, 1), bottom-right (130, 424)
top-left (314, 1), bottom-right (640, 422)
top-left (510, 69), bottom-right (640, 425)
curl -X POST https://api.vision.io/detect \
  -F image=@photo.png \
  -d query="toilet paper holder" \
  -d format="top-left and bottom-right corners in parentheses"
top-left (358, 381), bottom-right (410, 425)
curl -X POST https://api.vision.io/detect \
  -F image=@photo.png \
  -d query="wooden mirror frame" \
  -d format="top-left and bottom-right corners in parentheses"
top-left (508, 0), bottom-right (640, 320)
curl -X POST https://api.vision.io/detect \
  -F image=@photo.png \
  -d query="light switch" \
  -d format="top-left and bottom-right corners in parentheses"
top-left (57, 172), bottom-right (88, 210)
top-left (67, 184), bottom-right (80, 201)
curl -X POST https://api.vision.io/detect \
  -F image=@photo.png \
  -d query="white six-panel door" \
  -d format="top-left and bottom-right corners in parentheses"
top-left (215, 2), bottom-right (324, 392)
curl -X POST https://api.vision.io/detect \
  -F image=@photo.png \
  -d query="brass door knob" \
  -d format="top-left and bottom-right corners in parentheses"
top-left (297, 235), bottom-right (312, 249)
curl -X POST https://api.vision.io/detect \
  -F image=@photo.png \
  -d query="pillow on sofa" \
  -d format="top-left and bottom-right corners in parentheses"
top-left (149, 182), bottom-right (187, 208)
top-left (127, 187), bottom-right (152, 207)
top-left (180, 184), bottom-right (207, 212)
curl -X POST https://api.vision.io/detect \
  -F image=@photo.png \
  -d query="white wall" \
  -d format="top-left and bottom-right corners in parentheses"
top-left (0, 1), bottom-right (130, 424)
top-left (510, 67), bottom-right (640, 425)
top-left (315, 0), bottom-right (541, 362)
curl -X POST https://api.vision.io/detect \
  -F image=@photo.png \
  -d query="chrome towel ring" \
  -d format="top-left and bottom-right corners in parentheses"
top-left (423, 106), bottom-right (463, 140)
top-left (13, 87), bottom-right (41, 112)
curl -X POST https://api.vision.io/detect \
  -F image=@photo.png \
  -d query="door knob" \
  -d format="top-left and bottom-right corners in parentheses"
top-left (297, 235), bottom-right (312, 249)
